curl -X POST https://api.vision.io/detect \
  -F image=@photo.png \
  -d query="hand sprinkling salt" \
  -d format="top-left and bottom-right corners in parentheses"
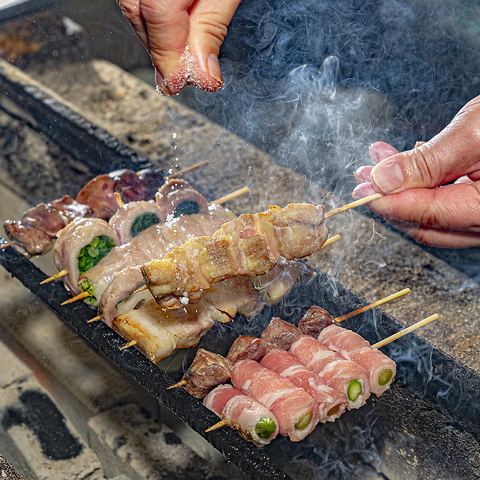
top-left (117, 0), bottom-right (242, 95)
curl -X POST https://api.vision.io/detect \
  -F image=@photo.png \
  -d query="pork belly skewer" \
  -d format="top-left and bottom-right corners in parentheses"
top-left (113, 276), bottom-right (266, 363)
top-left (113, 261), bottom-right (315, 359)
top-left (142, 203), bottom-right (330, 309)
top-left (141, 193), bottom-right (380, 309)
top-left (203, 385), bottom-right (279, 446)
top-left (231, 359), bottom-right (320, 442)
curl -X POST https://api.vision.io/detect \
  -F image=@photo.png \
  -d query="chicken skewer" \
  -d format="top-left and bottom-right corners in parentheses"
top-left (142, 194), bottom-right (382, 310)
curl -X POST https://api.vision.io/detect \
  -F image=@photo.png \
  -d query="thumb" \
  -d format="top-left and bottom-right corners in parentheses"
top-left (186, 0), bottom-right (242, 90)
top-left (371, 96), bottom-right (480, 194)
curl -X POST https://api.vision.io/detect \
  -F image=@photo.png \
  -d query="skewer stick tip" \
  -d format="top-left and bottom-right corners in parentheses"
top-left (167, 160), bottom-right (209, 179)
top-left (120, 340), bottom-right (137, 351)
top-left (208, 186), bottom-right (250, 206)
top-left (40, 269), bottom-right (68, 284)
top-left (61, 291), bottom-right (90, 305)
top-left (335, 287), bottom-right (411, 323)
top-left (205, 419), bottom-right (229, 433)
top-left (325, 193), bottom-right (382, 218)
top-left (167, 379), bottom-right (187, 390)
top-left (372, 313), bottom-right (439, 349)
top-left (321, 234), bottom-right (341, 249)
top-left (0, 241), bottom-right (15, 250)
top-left (87, 315), bottom-right (102, 323)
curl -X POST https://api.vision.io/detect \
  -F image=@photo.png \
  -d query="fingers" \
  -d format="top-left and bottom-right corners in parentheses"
top-left (186, 0), bottom-right (242, 90)
top-left (122, 0), bottom-right (241, 95)
top-left (355, 182), bottom-right (480, 248)
top-left (368, 142), bottom-right (399, 165)
top-left (369, 96), bottom-right (480, 195)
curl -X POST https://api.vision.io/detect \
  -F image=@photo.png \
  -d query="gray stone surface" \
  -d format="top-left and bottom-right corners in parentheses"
top-left (87, 403), bottom-right (246, 480)
top-left (0, 346), bottom-right (104, 480)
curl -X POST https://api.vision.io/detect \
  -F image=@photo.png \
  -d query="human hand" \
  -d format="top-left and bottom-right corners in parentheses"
top-left (352, 96), bottom-right (480, 248)
top-left (117, 0), bottom-right (241, 95)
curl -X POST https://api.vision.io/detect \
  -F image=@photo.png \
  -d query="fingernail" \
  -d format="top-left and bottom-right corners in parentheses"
top-left (369, 144), bottom-right (382, 164)
top-left (354, 165), bottom-right (373, 184)
top-left (352, 182), bottom-right (377, 200)
top-left (155, 70), bottom-right (170, 96)
top-left (207, 53), bottom-right (224, 86)
top-left (371, 162), bottom-right (404, 194)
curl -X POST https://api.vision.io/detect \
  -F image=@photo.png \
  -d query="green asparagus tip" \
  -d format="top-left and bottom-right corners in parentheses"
top-left (347, 380), bottom-right (363, 402)
top-left (378, 369), bottom-right (393, 386)
top-left (295, 411), bottom-right (313, 430)
top-left (255, 417), bottom-right (277, 439)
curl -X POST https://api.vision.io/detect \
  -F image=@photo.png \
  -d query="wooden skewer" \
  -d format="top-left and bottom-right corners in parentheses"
top-left (61, 291), bottom-right (90, 305)
top-left (114, 192), bottom-right (125, 208)
top-left (208, 186), bottom-right (250, 206)
top-left (0, 240), bottom-right (15, 250)
top-left (205, 419), bottom-right (229, 433)
top-left (87, 315), bottom-right (102, 323)
top-left (335, 288), bottom-right (411, 323)
top-left (120, 340), bottom-right (137, 350)
top-left (167, 379), bottom-right (186, 390)
top-left (325, 193), bottom-right (382, 218)
top-left (372, 314), bottom-right (439, 349)
top-left (321, 234), bottom-right (341, 249)
top-left (167, 160), bottom-right (210, 179)
top-left (40, 269), bottom-right (68, 284)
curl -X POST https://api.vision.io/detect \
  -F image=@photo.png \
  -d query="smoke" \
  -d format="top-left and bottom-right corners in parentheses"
top-left (179, 0), bottom-right (480, 203)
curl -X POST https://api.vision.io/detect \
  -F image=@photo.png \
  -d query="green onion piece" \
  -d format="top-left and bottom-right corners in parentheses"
top-left (173, 201), bottom-right (200, 217)
top-left (347, 380), bottom-right (363, 402)
top-left (255, 417), bottom-right (277, 439)
top-left (378, 369), bottom-right (393, 386)
top-left (326, 405), bottom-right (340, 417)
top-left (78, 235), bottom-right (115, 275)
top-left (295, 411), bottom-right (313, 430)
top-left (78, 279), bottom-right (96, 304)
top-left (130, 212), bottom-right (160, 237)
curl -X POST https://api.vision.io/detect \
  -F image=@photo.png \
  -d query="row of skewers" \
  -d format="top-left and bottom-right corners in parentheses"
top-left (0, 164), bottom-right (438, 450)
top-left (168, 301), bottom-right (438, 446)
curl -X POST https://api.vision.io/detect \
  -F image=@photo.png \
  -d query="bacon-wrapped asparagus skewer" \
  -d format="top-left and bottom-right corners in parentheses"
top-left (231, 359), bottom-right (320, 442)
top-left (203, 385), bottom-right (279, 446)
top-left (260, 349), bottom-right (347, 423)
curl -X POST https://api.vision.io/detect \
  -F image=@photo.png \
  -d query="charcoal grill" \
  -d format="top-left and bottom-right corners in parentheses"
top-left (1, 237), bottom-right (479, 480)
top-left (1, 23), bottom-right (480, 480)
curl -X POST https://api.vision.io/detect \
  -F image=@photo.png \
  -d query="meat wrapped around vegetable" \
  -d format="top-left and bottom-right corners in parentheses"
top-left (142, 203), bottom-right (329, 309)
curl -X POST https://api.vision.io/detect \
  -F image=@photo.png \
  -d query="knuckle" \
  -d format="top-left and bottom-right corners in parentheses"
top-left (407, 146), bottom-right (440, 187)
top-left (194, 12), bottom-right (229, 42)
